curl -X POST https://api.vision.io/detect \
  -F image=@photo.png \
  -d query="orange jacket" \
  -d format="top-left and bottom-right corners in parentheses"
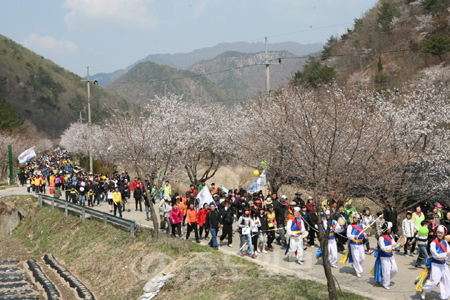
top-left (286, 208), bottom-right (294, 224)
top-left (187, 208), bottom-right (198, 224)
top-left (179, 202), bottom-right (187, 216)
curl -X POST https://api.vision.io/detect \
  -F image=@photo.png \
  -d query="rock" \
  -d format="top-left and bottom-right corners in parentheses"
top-left (0, 199), bottom-right (27, 239)
top-left (143, 281), bottom-right (159, 293)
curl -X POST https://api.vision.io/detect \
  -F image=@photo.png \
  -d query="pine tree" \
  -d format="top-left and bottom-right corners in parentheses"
top-left (377, 2), bottom-right (401, 35)
top-left (292, 57), bottom-right (337, 88)
top-left (0, 95), bottom-right (23, 130)
top-left (421, 33), bottom-right (450, 62)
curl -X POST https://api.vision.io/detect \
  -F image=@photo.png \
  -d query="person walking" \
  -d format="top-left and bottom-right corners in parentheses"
top-left (198, 203), bottom-right (210, 240)
top-left (206, 203), bottom-right (220, 250)
top-left (266, 204), bottom-right (276, 251)
top-left (308, 206), bottom-right (319, 247)
top-left (237, 207), bottom-right (256, 258)
top-left (402, 211), bottom-right (418, 256)
top-left (170, 203), bottom-right (183, 238)
top-left (112, 187), bottom-right (122, 218)
top-left (345, 212), bottom-right (367, 278)
top-left (286, 207), bottom-right (306, 264)
top-left (186, 203), bottom-right (200, 243)
top-left (373, 222), bottom-right (400, 290)
top-left (258, 207), bottom-right (269, 254)
top-left (383, 198), bottom-right (399, 242)
top-left (219, 201), bottom-right (234, 247)
top-left (134, 185), bottom-right (143, 212)
top-left (275, 196), bottom-right (288, 247)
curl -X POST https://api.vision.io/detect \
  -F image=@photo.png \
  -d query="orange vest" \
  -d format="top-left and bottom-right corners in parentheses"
top-left (187, 209), bottom-right (198, 223)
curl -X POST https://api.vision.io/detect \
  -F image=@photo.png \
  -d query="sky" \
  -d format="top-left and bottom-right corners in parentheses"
top-left (0, 0), bottom-right (379, 77)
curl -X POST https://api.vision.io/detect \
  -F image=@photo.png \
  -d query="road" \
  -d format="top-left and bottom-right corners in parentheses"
top-left (0, 186), bottom-right (443, 300)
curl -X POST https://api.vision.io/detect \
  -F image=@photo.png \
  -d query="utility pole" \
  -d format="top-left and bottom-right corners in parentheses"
top-left (256, 37), bottom-right (281, 95)
top-left (81, 67), bottom-right (94, 175)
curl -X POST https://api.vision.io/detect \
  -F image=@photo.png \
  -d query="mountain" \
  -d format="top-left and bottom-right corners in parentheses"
top-left (0, 34), bottom-right (133, 138)
top-left (321, 0), bottom-right (450, 89)
top-left (107, 61), bottom-right (237, 106)
top-left (92, 41), bottom-right (323, 87)
top-left (187, 50), bottom-right (310, 99)
top-left (134, 41), bottom-right (323, 70)
top-left (88, 69), bottom-right (125, 88)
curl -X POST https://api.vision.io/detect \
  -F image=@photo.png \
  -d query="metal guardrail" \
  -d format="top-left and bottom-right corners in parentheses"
top-left (37, 194), bottom-right (137, 237)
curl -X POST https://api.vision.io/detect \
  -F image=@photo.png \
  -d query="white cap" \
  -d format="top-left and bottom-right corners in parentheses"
top-left (353, 212), bottom-right (362, 219)
top-left (307, 196), bottom-right (313, 200)
top-left (325, 210), bottom-right (330, 215)
top-left (387, 222), bottom-right (393, 230)
top-left (294, 207), bottom-right (300, 213)
top-left (437, 225), bottom-right (446, 233)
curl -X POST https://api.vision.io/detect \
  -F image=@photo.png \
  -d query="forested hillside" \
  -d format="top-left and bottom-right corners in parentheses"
top-left (0, 35), bottom-right (133, 137)
top-left (107, 61), bottom-right (237, 106)
top-left (293, 0), bottom-right (450, 89)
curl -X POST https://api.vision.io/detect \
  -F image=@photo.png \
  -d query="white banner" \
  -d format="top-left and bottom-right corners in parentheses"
top-left (198, 185), bottom-right (214, 209)
top-left (18, 146), bottom-right (36, 164)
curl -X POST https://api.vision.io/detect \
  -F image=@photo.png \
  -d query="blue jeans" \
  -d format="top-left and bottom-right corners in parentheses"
top-left (415, 244), bottom-right (428, 266)
top-left (79, 195), bottom-right (86, 206)
top-left (145, 205), bottom-right (151, 219)
top-left (240, 234), bottom-right (254, 255)
top-left (209, 228), bottom-right (219, 248)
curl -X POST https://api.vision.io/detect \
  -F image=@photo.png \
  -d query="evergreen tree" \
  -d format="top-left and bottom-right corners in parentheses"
top-left (0, 95), bottom-right (23, 130)
top-left (421, 33), bottom-right (450, 62)
top-left (377, 2), bottom-right (401, 35)
top-left (292, 57), bottom-right (337, 88)
top-left (321, 36), bottom-right (337, 61)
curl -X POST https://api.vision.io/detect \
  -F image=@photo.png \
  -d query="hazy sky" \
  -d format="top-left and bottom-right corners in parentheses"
top-left (0, 0), bottom-right (379, 76)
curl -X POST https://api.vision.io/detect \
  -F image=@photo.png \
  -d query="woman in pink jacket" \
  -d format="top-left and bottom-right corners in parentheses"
top-left (170, 203), bottom-right (183, 238)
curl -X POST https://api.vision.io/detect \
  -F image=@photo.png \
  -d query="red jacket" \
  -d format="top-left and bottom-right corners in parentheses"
top-left (198, 209), bottom-right (209, 227)
top-left (132, 180), bottom-right (143, 191)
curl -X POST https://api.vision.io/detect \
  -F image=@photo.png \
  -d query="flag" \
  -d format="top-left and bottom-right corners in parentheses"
top-left (18, 147), bottom-right (36, 164)
top-left (259, 169), bottom-right (266, 186)
top-left (198, 185), bottom-right (214, 209)
top-left (247, 177), bottom-right (260, 194)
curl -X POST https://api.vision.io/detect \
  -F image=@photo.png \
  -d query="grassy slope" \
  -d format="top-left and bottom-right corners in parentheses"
top-left (5, 195), bottom-right (369, 300)
top-left (0, 34), bottom-right (133, 136)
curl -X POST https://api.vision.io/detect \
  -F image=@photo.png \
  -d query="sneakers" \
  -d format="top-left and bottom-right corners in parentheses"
top-left (331, 265), bottom-right (337, 268)
top-left (196, 240), bottom-right (200, 243)
top-left (421, 292), bottom-right (425, 299)
top-left (251, 254), bottom-right (256, 259)
top-left (228, 244), bottom-right (233, 247)
top-left (205, 237), bottom-right (209, 241)
top-left (310, 245), bottom-right (315, 248)
top-left (262, 250), bottom-right (267, 254)
top-left (368, 249), bottom-right (374, 255)
top-left (356, 274), bottom-right (361, 278)
top-left (240, 252), bottom-right (244, 257)
top-left (296, 260), bottom-right (303, 265)
top-left (257, 247), bottom-right (261, 253)
top-left (384, 286), bottom-right (390, 290)
top-left (220, 240), bottom-right (223, 246)
top-left (269, 247), bottom-right (274, 251)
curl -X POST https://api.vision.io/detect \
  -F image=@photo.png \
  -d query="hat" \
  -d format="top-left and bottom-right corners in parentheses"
top-left (387, 197), bottom-right (394, 203)
top-left (255, 200), bottom-right (262, 204)
top-left (307, 196), bottom-right (313, 200)
top-left (406, 211), bottom-right (412, 216)
top-left (353, 212), bottom-right (362, 219)
top-left (381, 221), bottom-right (393, 233)
top-left (435, 225), bottom-right (447, 235)
top-left (267, 204), bottom-right (273, 208)
top-left (248, 201), bottom-right (254, 206)
top-left (295, 192), bottom-right (302, 196)
top-left (164, 195), bottom-right (171, 201)
top-left (325, 210), bottom-right (330, 215)
top-left (289, 201), bottom-right (296, 206)
top-left (213, 194), bottom-right (219, 198)
top-left (437, 203), bottom-right (443, 208)
top-left (281, 195), bottom-right (287, 201)
top-left (294, 207), bottom-right (300, 213)
top-left (265, 198), bottom-right (273, 205)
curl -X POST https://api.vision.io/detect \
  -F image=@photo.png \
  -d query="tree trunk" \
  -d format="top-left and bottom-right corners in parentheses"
top-left (316, 204), bottom-right (338, 300)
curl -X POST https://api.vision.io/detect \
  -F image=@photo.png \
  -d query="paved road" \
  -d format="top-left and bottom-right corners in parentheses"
top-left (1, 186), bottom-right (445, 300)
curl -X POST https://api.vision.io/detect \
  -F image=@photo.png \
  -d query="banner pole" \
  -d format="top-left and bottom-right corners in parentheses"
top-left (8, 145), bottom-right (13, 185)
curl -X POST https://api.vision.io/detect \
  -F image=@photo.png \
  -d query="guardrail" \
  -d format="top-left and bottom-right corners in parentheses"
top-left (37, 194), bottom-right (137, 237)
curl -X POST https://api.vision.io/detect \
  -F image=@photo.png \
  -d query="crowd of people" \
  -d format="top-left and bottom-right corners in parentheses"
top-left (17, 149), bottom-right (450, 299)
